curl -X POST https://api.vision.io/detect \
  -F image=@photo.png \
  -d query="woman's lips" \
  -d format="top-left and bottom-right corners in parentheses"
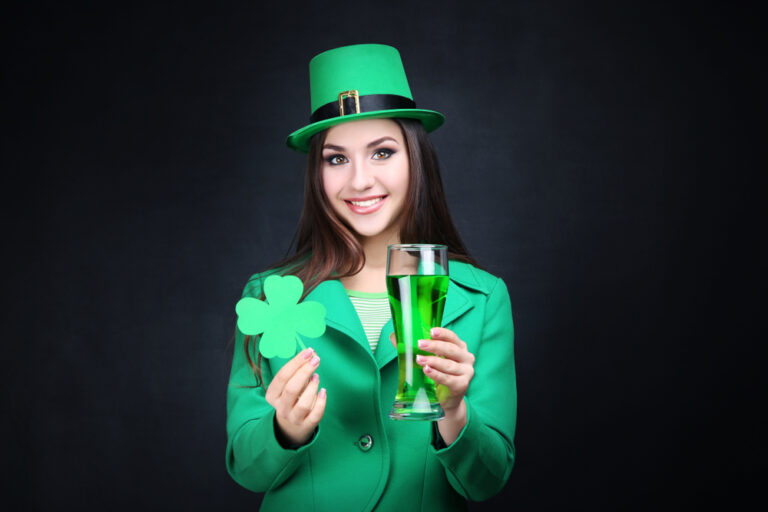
top-left (345, 195), bottom-right (387, 214)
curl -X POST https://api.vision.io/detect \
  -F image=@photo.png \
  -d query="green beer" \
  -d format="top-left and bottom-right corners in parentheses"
top-left (386, 274), bottom-right (449, 420)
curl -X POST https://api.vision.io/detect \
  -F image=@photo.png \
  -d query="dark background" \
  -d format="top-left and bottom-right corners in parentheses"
top-left (2, 1), bottom-right (762, 510)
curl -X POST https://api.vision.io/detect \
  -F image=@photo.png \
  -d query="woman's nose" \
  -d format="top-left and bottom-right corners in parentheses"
top-left (350, 160), bottom-right (376, 190)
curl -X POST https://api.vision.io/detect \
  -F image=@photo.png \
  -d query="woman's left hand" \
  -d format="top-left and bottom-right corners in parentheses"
top-left (415, 327), bottom-right (476, 413)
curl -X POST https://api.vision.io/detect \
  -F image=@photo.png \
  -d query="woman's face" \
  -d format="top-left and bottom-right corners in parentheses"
top-left (322, 118), bottom-right (409, 241)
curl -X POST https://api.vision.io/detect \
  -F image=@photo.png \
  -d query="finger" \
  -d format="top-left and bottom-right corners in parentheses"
top-left (429, 327), bottom-right (467, 349)
top-left (418, 338), bottom-right (469, 362)
top-left (280, 352), bottom-right (321, 405)
top-left (289, 373), bottom-right (320, 424)
top-left (416, 354), bottom-right (466, 376)
top-left (423, 364), bottom-right (459, 388)
top-left (266, 348), bottom-right (315, 402)
top-left (389, 332), bottom-right (396, 349)
top-left (305, 387), bottom-right (327, 427)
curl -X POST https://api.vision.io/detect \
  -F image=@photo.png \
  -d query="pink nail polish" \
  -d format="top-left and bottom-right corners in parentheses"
top-left (416, 355), bottom-right (424, 364)
top-left (430, 328), bottom-right (439, 337)
top-left (312, 373), bottom-right (319, 382)
top-left (303, 348), bottom-right (314, 359)
top-left (310, 355), bottom-right (320, 367)
top-left (319, 388), bottom-right (327, 398)
top-left (418, 339), bottom-right (428, 349)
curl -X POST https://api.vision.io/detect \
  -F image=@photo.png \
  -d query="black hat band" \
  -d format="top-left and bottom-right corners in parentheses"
top-left (310, 92), bottom-right (417, 123)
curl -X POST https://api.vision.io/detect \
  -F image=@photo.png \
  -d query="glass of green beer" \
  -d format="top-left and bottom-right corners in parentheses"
top-left (386, 244), bottom-right (449, 420)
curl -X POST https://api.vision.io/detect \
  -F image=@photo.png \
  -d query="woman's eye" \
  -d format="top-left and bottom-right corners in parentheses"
top-left (326, 154), bottom-right (348, 165)
top-left (372, 148), bottom-right (394, 160)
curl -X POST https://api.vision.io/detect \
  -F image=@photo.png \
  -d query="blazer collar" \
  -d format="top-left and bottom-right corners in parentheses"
top-left (303, 260), bottom-right (484, 369)
top-left (304, 279), bottom-right (397, 368)
top-left (305, 278), bottom-right (367, 346)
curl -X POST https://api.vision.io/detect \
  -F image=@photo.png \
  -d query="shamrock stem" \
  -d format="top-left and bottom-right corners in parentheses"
top-left (295, 333), bottom-right (306, 352)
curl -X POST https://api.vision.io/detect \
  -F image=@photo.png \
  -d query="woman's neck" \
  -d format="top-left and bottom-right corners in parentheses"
top-left (340, 228), bottom-right (400, 293)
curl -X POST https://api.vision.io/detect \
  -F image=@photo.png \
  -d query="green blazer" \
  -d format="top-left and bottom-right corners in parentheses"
top-left (226, 261), bottom-right (517, 511)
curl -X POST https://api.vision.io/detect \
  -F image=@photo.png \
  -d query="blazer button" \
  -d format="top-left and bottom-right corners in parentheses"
top-left (357, 434), bottom-right (373, 452)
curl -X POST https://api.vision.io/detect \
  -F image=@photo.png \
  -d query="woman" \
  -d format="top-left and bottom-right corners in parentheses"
top-left (226, 44), bottom-right (516, 511)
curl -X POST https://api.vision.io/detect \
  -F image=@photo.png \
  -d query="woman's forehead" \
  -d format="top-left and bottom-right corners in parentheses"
top-left (324, 118), bottom-right (403, 147)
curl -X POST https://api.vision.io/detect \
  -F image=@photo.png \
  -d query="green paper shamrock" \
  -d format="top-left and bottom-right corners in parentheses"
top-left (235, 275), bottom-right (326, 359)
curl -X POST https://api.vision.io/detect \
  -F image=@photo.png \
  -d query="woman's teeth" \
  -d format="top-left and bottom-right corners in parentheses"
top-left (349, 197), bottom-right (383, 207)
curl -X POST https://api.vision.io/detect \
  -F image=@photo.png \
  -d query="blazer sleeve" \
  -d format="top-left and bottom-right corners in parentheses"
top-left (431, 276), bottom-right (517, 501)
top-left (225, 275), bottom-right (320, 492)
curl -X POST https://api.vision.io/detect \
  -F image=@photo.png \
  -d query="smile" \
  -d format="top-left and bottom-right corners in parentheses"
top-left (350, 197), bottom-right (382, 207)
top-left (345, 195), bottom-right (387, 214)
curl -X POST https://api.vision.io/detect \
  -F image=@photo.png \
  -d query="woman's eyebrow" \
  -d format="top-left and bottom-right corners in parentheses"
top-left (367, 136), bottom-right (398, 148)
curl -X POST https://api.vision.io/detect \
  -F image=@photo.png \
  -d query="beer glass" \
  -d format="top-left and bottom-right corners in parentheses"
top-left (386, 244), bottom-right (448, 420)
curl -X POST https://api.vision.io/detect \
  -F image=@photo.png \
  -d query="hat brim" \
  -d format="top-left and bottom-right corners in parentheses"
top-left (285, 109), bottom-right (445, 154)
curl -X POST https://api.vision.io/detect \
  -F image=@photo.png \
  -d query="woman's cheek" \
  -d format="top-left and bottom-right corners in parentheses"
top-left (322, 169), bottom-right (339, 200)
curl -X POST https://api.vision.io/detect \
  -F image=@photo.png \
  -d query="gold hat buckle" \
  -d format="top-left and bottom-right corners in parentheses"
top-left (338, 90), bottom-right (360, 116)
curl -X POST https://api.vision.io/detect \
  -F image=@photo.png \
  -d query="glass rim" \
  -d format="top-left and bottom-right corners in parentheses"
top-left (387, 243), bottom-right (448, 251)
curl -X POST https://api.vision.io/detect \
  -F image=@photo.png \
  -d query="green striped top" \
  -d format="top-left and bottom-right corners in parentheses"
top-left (346, 289), bottom-right (391, 353)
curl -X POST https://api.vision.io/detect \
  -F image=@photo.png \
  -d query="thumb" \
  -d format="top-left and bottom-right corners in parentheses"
top-left (389, 332), bottom-right (397, 349)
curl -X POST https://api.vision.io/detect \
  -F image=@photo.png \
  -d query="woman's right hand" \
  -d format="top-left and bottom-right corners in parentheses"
top-left (265, 347), bottom-right (327, 448)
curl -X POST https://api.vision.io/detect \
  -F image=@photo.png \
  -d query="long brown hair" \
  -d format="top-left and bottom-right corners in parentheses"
top-left (241, 118), bottom-right (478, 385)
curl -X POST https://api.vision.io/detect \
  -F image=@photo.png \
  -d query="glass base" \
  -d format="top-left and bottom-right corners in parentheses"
top-left (389, 401), bottom-right (445, 421)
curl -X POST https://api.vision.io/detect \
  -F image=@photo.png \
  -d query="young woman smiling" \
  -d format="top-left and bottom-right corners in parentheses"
top-left (226, 44), bottom-right (517, 512)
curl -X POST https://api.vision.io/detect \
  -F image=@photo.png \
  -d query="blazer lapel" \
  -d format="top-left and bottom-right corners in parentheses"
top-left (304, 262), bottom-right (482, 370)
top-left (304, 279), bottom-right (371, 354)
top-left (374, 318), bottom-right (396, 369)
top-left (442, 279), bottom-right (473, 326)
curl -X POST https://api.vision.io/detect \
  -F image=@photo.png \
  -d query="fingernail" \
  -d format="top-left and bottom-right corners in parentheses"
top-left (319, 388), bottom-right (327, 398)
top-left (311, 373), bottom-right (319, 382)
top-left (418, 339), bottom-right (428, 349)
top-left (303, 348), bottom-right (314, 359)
top-left (310, 355), bottom-right (320, 367)
top-left (416, 355), bottom-right (425, 364)
top-left (430, 328), bottom-right (439, 337)
top-left (424, 365), bottom-right (432, 373)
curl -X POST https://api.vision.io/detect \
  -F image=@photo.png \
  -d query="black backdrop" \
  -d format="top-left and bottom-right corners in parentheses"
top-left (2, 1), bottom-right (762, 510)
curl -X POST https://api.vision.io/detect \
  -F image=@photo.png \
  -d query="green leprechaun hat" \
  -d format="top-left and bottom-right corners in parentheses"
top-left (286, 43), bottom-right (446, 153)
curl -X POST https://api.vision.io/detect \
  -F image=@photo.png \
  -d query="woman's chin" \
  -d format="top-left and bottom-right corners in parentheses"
top-left (351, 222), bottom-right (402, 242)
